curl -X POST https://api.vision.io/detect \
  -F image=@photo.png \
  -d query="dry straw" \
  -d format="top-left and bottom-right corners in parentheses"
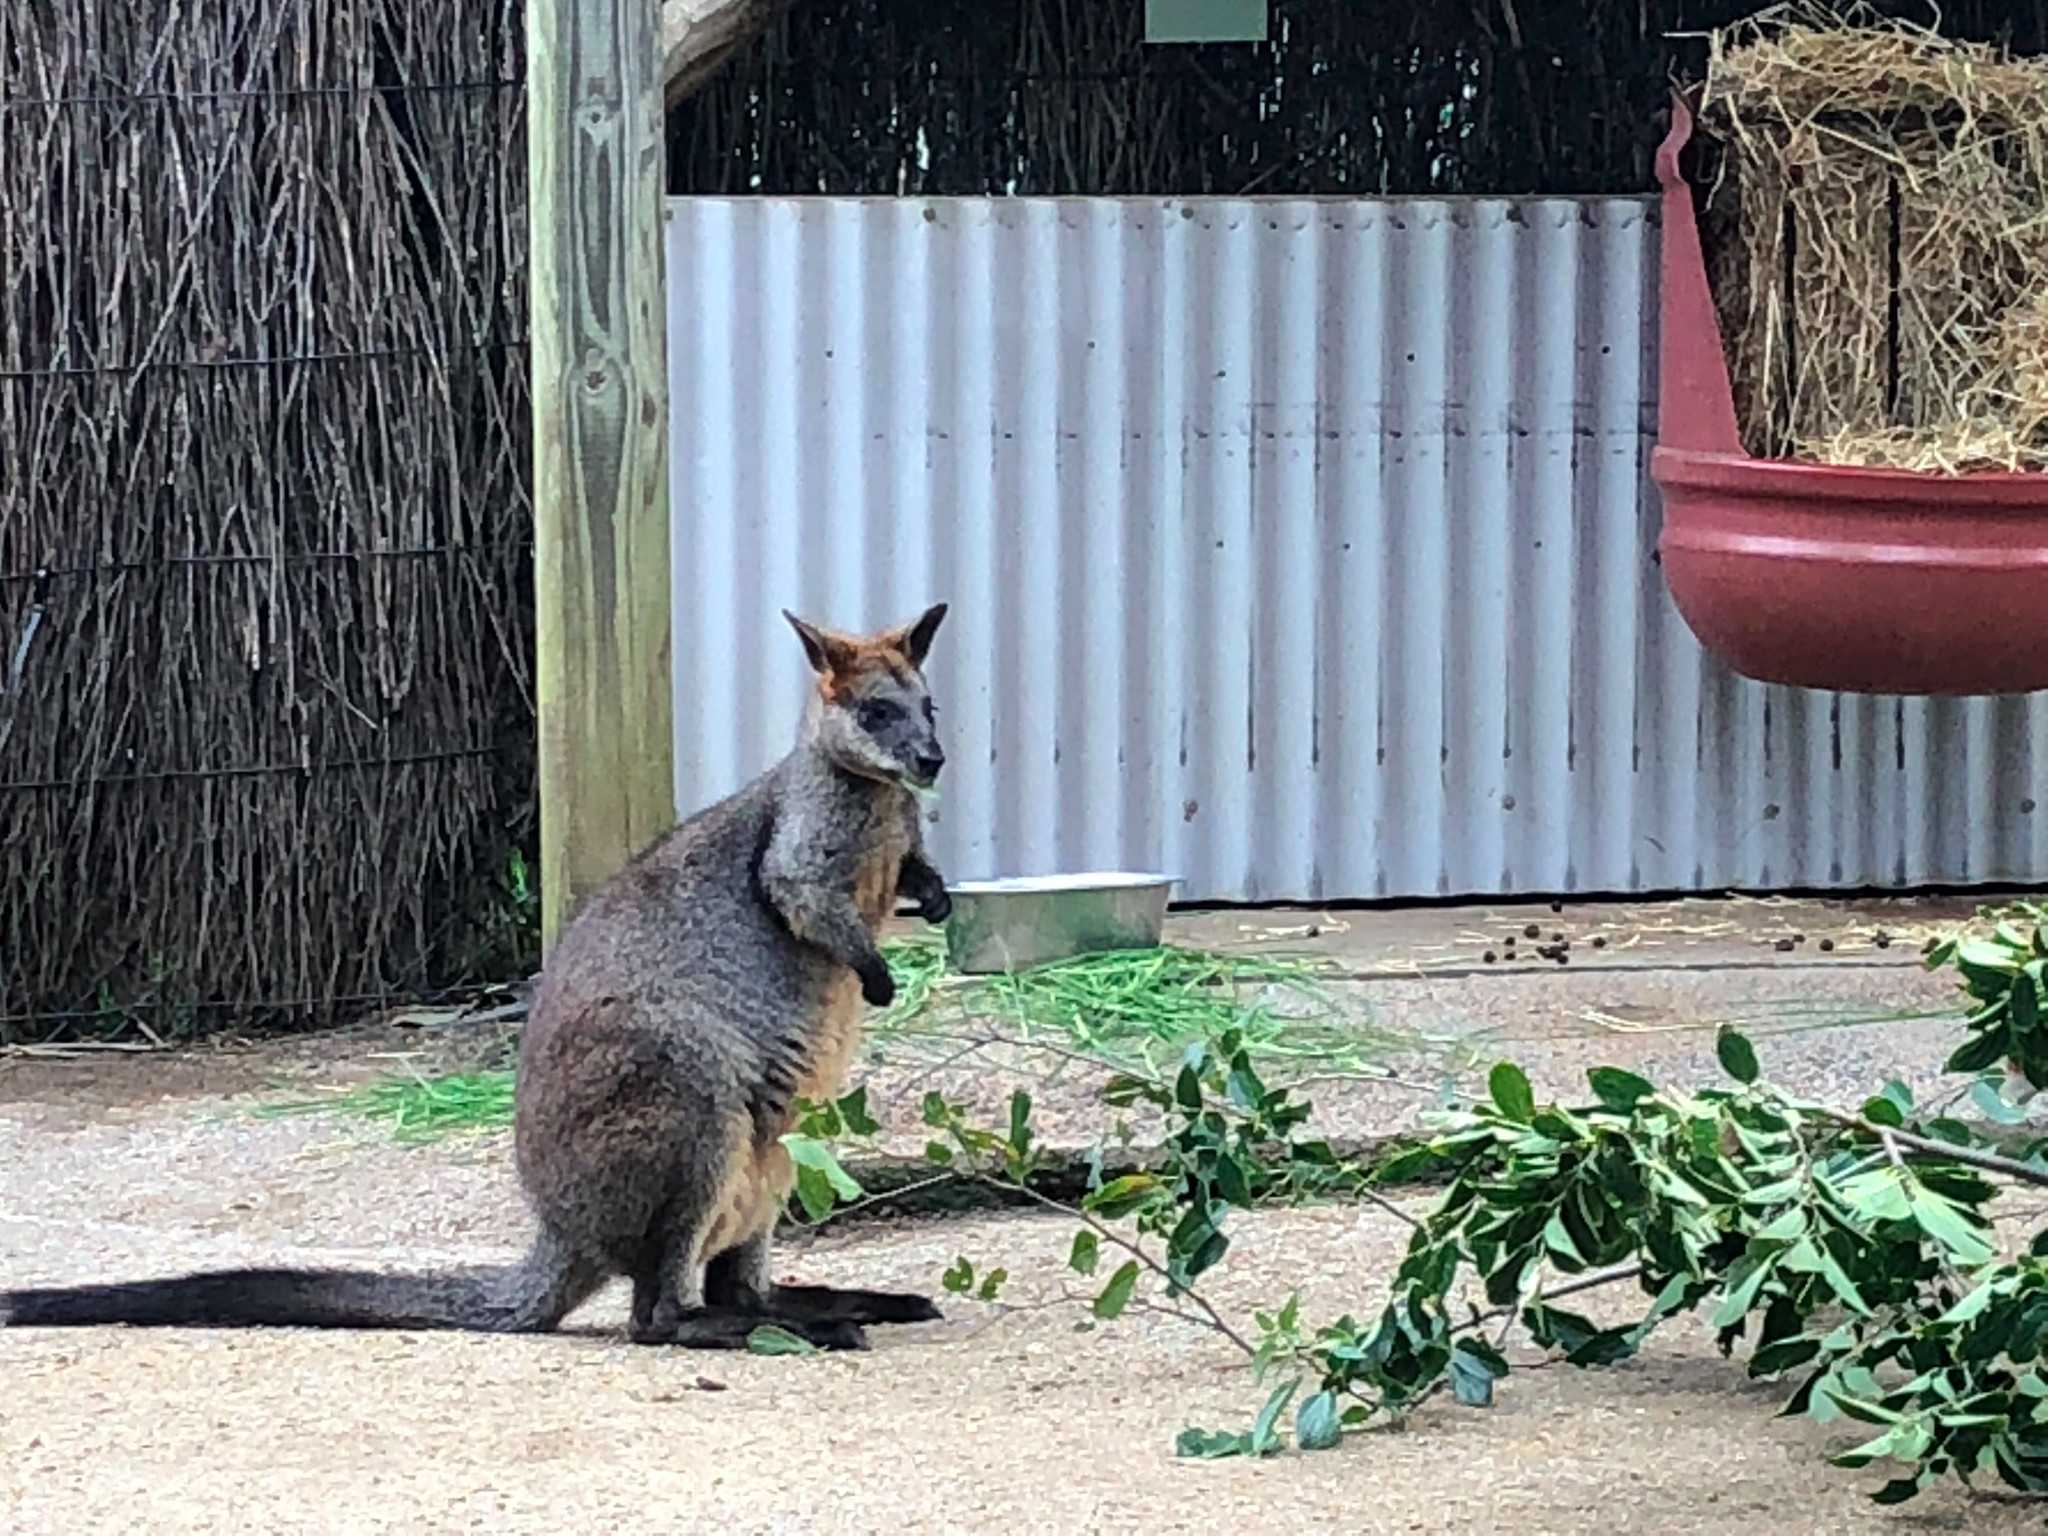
top-left (0, 0), bottom-right (534, 1042)
top-left (1698, 3), bottom-right (2048, 472)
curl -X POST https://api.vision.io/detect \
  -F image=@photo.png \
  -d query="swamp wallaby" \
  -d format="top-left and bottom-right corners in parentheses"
top-left (1, 604), bottom-right (955, 1351)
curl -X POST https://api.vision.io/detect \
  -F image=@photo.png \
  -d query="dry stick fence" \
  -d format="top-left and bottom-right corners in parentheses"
top-left (0, 0), bottom-right (536, 1045)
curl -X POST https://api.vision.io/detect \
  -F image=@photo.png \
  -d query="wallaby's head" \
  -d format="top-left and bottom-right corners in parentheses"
top-left (782, 603), bottom-right (949, 789)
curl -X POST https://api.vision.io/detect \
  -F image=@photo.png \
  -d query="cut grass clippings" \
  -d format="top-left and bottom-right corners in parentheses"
top-left (869, 933), bottom-right (1401, 1082)
top-left (260, 938), bottom-right (1391, 1143)
top-left (258, 1067), bottom-right (515, 1142)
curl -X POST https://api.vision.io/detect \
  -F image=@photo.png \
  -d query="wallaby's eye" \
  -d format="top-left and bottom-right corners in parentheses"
top-left (856, 698), bottom-right (903, 734)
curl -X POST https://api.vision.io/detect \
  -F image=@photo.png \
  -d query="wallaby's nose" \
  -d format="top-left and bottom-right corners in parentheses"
top-left (916, 746), bottom-right (945, 781)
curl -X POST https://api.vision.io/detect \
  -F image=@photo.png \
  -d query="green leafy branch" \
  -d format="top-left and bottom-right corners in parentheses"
top-left (778, 905), bottom-right (2048, 1503)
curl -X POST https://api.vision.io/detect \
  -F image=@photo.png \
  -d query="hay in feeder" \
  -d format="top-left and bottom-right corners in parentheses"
top-left (1696, 4), bottom-right (2048, 473)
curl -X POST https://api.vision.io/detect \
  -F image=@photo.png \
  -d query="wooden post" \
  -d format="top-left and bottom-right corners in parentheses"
top-left (529, 0), bottom-right (676, 950)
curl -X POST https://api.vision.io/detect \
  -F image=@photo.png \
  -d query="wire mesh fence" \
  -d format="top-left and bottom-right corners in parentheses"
top-left (0, 0), bottom-right (536, 1044)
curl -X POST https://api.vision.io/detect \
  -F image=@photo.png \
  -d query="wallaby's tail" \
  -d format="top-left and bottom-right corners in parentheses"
top-left (0, 1235), bottom-right (598, 1334)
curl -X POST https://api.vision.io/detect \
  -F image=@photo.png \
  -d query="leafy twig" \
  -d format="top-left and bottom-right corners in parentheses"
top-left (995, 1178), bottom-right (1258, 1358)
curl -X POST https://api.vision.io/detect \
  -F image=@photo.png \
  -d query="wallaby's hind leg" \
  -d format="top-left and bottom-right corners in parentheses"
top-left (629, 1216), bottom-right (869, 1351)
top-left (625, 1212), bottom-right (711, 1346)
top-left (705, 1228), bottom-right (944, 1328)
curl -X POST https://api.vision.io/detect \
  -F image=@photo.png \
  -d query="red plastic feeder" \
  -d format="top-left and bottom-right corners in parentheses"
top-left (1651, 94), bottom-right (2048, 696)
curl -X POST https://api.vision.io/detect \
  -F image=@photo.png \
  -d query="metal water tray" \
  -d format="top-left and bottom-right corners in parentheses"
top-left (941, 872), bottom-right (1176, 974)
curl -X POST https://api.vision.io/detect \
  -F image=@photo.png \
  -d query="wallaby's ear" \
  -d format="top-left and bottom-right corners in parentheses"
top-left (886, 602), bottom-right (948, 668)
top-left (783, 610), bottom-right (856, 677)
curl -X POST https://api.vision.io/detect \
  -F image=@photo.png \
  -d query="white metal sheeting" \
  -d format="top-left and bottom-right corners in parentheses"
top-left (666, 194), bottom-right (2048, 901)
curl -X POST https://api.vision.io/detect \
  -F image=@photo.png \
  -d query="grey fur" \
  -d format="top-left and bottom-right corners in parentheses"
top-left (2, 604), bottom-right (955, 1352)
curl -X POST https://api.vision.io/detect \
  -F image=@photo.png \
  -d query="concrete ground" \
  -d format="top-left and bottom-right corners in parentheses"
top-left (1, 891), bottom-right (2041, 1534)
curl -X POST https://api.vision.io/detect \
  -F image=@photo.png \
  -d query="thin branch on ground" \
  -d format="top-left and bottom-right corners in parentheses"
top-left (805, 1172), bottom-right (964, 1226)
top-left (1344, 1178), bottom-right (1427, 1232)
top-left (989, 1176), bottom-right (1258, 1358)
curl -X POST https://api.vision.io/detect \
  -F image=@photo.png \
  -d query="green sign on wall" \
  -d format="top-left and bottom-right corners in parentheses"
top-left (1143, 0), bottom-right (1268, 44)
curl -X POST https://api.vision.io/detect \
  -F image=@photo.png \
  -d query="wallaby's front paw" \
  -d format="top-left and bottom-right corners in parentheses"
top-left (917, 887), bottom-right (953, 925)
top-left (858, 958), bottom-right (896, 1009)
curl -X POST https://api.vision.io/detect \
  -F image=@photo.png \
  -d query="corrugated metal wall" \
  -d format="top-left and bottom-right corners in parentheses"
top-left (666, 195), bottom-right (2048, 902)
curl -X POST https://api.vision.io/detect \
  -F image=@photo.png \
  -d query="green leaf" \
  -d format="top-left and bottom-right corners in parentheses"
top-left (1372, 1144), bottom-right (1449, 1186)
top-left (1249, 1378), bottom-right (1299, 1455)
top-left (1170, 1219), bottom-right (1231, 1287)
top-left (976, 1267), bottom-right (1008, 1302)
top-left (1970, 1077), bottom-right (2028, 1125)
top-left (791, 1163), bottom-right (837, 1222)
top-left (785, 1136), bottom-right (864, 1202)
top-left (941, 1256), bottom-right (974, 1295)
top-left (1717, 1028), bottom-right (1760, 1085)
top-left (1956, 935), bottom-right (2024, 982)
top-left (1711, 1256), bottom-right (1773, 1328)
top-left (1779, 1237), bottom-right (1825, 1275)
top-left (835, 1085), bottom-right (881, 1137)
top-left (1489, 1061), bottom-right (1536, 1122)
top-left (1007, 1089), bottom-right (1034, 1158)
top-left (1101, 1073), bottom-right (1155, 1109)
top-left (1814, 1247), bottom-right (1872, 1316)
top-left (1543, 1211), bottom-right (1584, 1265)
top-left (1833, 1167), bottom-right (1912, 1224)
top-left (1947, 1026), bottom-right (2013, 1077)
top-left (1908, 1189), bottom-right (1998, 1268)
top-left (2013, 971), bottom-right (2043, 1033)
top-left (1755, 1206), bottom-right (1809, 1243)
top-left (1175, 1064), bottom-right (1204, 1111)
top-left (746, 1324), bottom-right (819, 1356)
top-left (794, 1097), bottom-right (842, 1139)
top-left (923, 1139), bottom-right (955, 1165)
top-left (1523, 1302), bottom-right (1639, 1367)
top-left (1860, 1095), bottom-right (1905, 1128)
top-left (1937, 1279), bottom-right (1999, 1327)
top-left (1450, 1338), bottom-right (1509, 1407)
top-left (1823, 1390), bottom-right (1903, 1428)
top-left (1871, 1477), bottom-right (1924, 1506)
top-left (1587, 1067), bottom-right (1655, 1112)
top-left (1296, 1389), bottom-right (1343, 1451)
top-left (1214, 1152), bottom-right (1255, 1208)
top-left (1175, 1427), bottom-right (1252, 1460)
top-left (1225, 1063), bottom-right (1268, 1112)
top-left (1094, 1259), bottom-right (1141, 1320)
top-left (1749, 1336), bottom-right (1822, 1376)
top-left (1085, 1173), bottom-right (1162, 1220)
top-left (1068, 1228), bottom-right (1102, 1277)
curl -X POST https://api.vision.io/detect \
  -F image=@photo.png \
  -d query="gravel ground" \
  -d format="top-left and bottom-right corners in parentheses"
top-left (0, 1040), bottom-right (2037, 1532)
top-left (1, 894), bottom-right (2037, 1533)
